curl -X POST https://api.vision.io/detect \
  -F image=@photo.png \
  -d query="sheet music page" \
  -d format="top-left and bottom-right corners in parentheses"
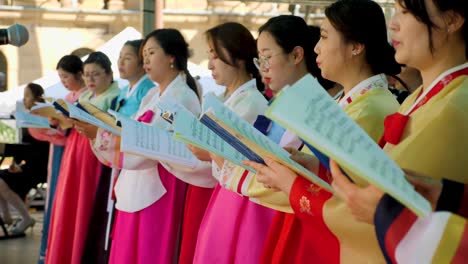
top-left (120, 117), bottom-right (198, 167)
top-left (266, 74), bottom-right (431, 216)
top-left (173, 109), bottom-right (254, 172)
top-left (15, 111), bottom-right (52, 129)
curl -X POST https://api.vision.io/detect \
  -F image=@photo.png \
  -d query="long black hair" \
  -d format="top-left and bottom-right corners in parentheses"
top-left (206, 22), bottom-right (264, 92)
top-left (143, 29), bottom-right (199, 98)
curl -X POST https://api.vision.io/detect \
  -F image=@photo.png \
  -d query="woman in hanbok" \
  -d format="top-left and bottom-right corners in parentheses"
top-left (237, 1), bottom-right (405, 262)
top-left (33, 55), bottom-right (87, 264)
top-left (80, 39), bottom-right (155, 264)
top-left (113, 39), bottom-right (154, 116)
top-left (46, 51), bottom-right (120, 264)
top-left (188, 22), bottom-right (272, 264)
top-left (323, 0), bottom-right (468, 263)
top-left (217, 17), bottom-right (335, 212)
top-left (91, 29), bottom-right (212, 264)
top-left (211, 15), bottom-right (336, 263)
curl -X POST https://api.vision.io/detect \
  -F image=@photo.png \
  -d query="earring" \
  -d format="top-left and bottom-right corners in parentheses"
top-left (352, 51), bottom-right (358, 56)
top-left (170, 63), bottom-right (174, 69)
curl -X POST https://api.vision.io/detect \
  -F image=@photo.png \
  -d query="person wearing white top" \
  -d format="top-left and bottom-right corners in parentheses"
top-left (91, 29), bottom-right (212, 264)
top-left (185, 22), bottom-right (273, 264)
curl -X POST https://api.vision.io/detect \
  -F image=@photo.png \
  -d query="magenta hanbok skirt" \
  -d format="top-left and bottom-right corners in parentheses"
top-left (193, 184), bottom-right (276, 263)
top-left (109, 164), bottom-right (187, 264)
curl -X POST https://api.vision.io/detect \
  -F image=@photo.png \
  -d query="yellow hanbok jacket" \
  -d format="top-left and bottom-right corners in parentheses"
top-left (385, 76), bottom-right (468, 184)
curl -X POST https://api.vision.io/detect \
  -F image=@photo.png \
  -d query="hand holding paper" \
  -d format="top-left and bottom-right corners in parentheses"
top-left (31, 102), bottom-right (73, 129)
top-left (287, 149), bottom-right (320, 175)
top-left (329, 160), bottom-right (384, 224)
top-left (243, 158), bottom-right (297, 195)
top-left (73, 120), bottom-right (98, 139)
top-left (186, 144), bottom-right (212, 162)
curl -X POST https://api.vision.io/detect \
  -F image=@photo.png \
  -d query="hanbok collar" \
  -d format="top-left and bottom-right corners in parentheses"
top-left (405, 61), bottom-right (468, 115)
top-left (75, 86), bottom-right (87, 95)
top-left (158, 73), bottom-right (183, 99)
top-left (87, 82), bottom-right (118, 100)
top-left (126, 75), bottom-right (149, 97)
top-left (223, 79), bottom-right (257, 105)
top-left (338, 74), bottom-right (387, 109)
top-left (379, 62), bottom-right (468, 147)
top-left (69, 87), bottom-right (87, 102)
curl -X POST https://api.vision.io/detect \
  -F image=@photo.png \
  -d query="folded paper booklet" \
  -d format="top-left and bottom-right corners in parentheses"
top-left (31, 102), bottom-right (73, 129)
top-left (200, 93), bottom-right (333, 192)
top-left (15, 111), bottom-right (52, 129)
top-left (157, 99), bottom-right (253, 171)
top-left (53, 99), bottom-right (121, 136)
top-left (265, 74), bottom-right (432, 217)
top-left (120, 117), bottom-right (199, 167)
top-left (78, 101), bottom-right (122, 131)
top-left (172, 107), bottom-right (255, 172)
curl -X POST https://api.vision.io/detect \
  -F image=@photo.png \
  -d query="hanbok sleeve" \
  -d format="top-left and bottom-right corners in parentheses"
top-left (374, 194), bottom-right (468, 264)
top-left (160, 160), bottom-right (217, 188)
top-left (28, 127), bottom-right (67, 146)
top-left (289, 164), bottom-right (333, 220)
top-left (218, 160), bottom-right (293, 213)
top-left (91, 127), bottom-right (157, 170)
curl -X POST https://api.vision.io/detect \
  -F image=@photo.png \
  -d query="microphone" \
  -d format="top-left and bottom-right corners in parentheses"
top-left (0, 24), bottom-right (29, 47)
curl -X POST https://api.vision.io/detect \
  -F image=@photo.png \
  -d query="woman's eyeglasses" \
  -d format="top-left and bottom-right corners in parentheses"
top-left (253, 52), bottom-right (282, 70)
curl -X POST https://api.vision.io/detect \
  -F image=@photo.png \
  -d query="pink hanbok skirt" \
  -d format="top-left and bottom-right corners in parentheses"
top-left (109, 164), bottom-right (187, 264)
top-left (193, 184), bottom-right (276, 263)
